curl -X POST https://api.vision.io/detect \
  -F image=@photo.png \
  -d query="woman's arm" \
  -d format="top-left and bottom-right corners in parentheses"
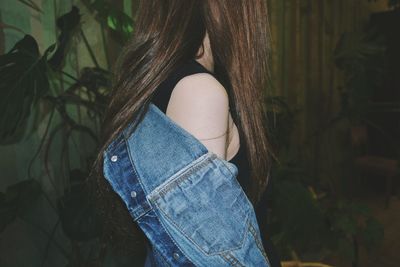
top-left (165, 72), bottom-right (230, 160)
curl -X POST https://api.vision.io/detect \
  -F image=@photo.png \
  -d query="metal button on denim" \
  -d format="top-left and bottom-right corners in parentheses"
top-left (111, 155), bottom-right (118, 162)
top-left (173, 252), bottom-right (180, 260)
top-left (130, 191), bottom-right (137, 198)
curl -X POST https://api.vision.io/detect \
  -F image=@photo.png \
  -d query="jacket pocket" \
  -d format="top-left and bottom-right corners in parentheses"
top-left (147, 152), bottom-right (252, 256)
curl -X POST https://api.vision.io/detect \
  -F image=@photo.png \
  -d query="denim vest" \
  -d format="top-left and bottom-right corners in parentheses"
top-left (103, 102), bottom-right (271, 266)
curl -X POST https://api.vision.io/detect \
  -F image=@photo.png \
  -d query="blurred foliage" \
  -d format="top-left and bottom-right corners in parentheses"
top-left (334, 6), bottom-right (400, 157)
top-left (261, 14), bottom-right (388, 263)
top-left (264, 92), bottom-right (384, 264)
top-left (0, 35), bottom-right (52, 144)
top-left (0, 179), bottom-right (42, 232)
top-left (0, 3), bottom-right (121, 266)
top-left (334, 25), bottom-right (386, 124)
top-left (80, 0), bottom-right (135, 43)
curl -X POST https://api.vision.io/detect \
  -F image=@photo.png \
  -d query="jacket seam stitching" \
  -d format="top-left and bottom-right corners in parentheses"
top-left (120, 136), bottom-right (153, 221)
top-left (152, 200), bottom-right (250, 256)
top-left (148, 152), bottom-right (213, 201)
top-left (219, 159), bottom-right (236, 177)
top-left (220, 251), bottom-right (245, 267)
top-left (152, 208), bottom-right (197, 265)
top-left (122, 135), bottom-right (150, 197)
top-left (248, 222), bottom-right (271, 265)
top-left (152, 245), bottom-right (172, 267)
top-left (212, 156), bottom-right (254, 211)
top-left (121, 136), bottom-right (194, 264)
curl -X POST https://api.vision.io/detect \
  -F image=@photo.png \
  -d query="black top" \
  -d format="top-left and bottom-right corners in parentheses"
top-left (150, 58), bottom-right (281, 267)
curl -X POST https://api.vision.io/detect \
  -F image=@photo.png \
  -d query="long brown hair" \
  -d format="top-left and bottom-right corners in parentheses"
top-left (90, 0), bottom-right (274, 257)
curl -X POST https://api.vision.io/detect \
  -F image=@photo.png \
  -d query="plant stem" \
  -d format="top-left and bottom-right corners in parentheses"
top-left (80, 28), bottom-right (100, 68)
top-left (40, 218), bottom-right (61, 267)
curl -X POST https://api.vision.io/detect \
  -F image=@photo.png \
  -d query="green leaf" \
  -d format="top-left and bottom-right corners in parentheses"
top-left (0, 179), bottom-right (42, 232)
top-left (360, 217), bottom-right (384, 250)
top-left (17, 0), bottom-right (43, 13)
top-left (0, 35), bottom-right (50, 144)
top-left (81, 0), bottom-right (134, 42)
top-left (0, 192), bottom-right (16, 232)
top-left (334, 214), bottom-right (357, 235)
top-left (349, 202), bottom-right (371, 216)
top-left (48, 6), bottom-right (81, 70)
top-left (337, 237), bottom-right (355, 261)
top-left (273, 180), bottom-right (328, 251)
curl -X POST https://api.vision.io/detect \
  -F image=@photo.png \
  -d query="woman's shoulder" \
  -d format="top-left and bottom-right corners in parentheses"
top-left (173, 71), bottom-right (228, 104)
top-left (165, 66), bottom-right (230, 160)
top-left (166, 70), bottom-right (230, 128)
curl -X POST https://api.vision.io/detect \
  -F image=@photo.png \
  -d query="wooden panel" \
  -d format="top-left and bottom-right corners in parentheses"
top-left (267, 0), bottom-right (391, 181)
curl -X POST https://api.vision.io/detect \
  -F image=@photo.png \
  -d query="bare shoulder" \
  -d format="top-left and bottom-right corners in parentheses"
top-left (171, 73), bottom-right (229, 106)
top-left (165, 73), bottom-right (230, 158)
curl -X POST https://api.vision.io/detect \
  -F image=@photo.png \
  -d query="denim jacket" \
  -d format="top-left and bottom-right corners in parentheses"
top-left (103, 102), bottom-right (271, 266)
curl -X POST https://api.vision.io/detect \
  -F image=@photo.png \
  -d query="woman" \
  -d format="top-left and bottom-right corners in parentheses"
top-left (91, 0), bottom-right (280, 266)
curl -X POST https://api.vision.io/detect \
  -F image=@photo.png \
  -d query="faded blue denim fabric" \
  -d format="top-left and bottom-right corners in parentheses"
top-left (103, 102), bottom-right (271, 266)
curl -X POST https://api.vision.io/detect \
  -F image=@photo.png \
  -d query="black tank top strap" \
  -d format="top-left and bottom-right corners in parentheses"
top-left (151, 59), bottom-right (215, 113)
